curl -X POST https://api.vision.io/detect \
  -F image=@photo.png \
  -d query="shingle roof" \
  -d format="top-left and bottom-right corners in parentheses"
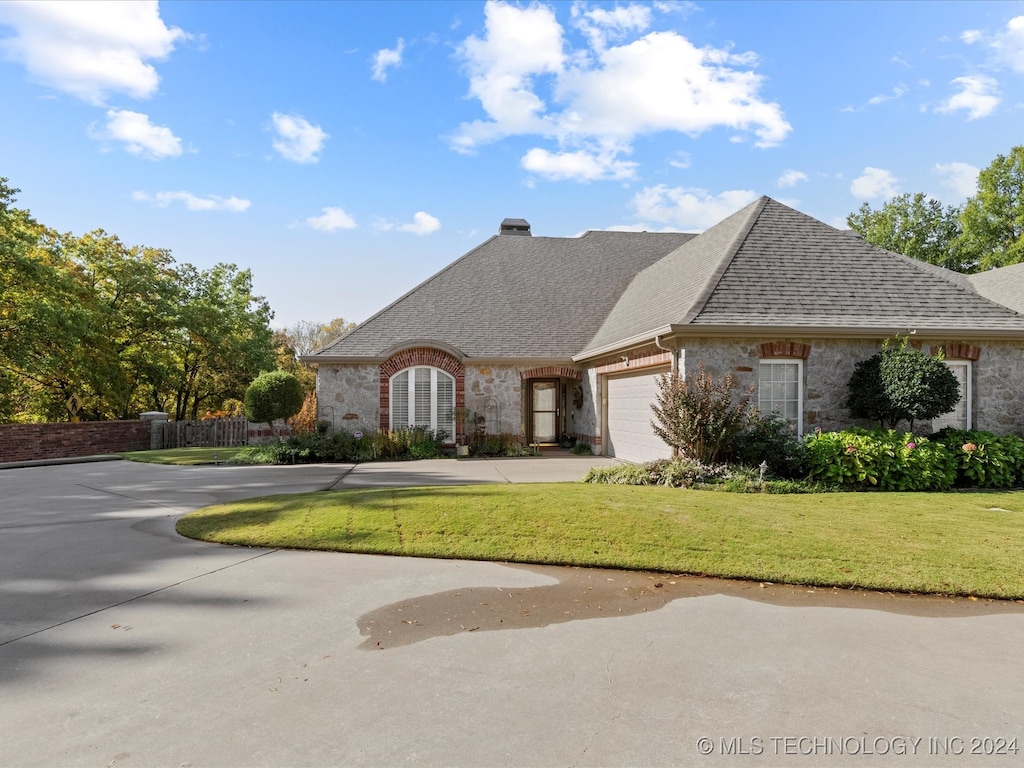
top-left (968, 262), bottom-right (1024, 315)
top-left (311, 230), bottom-right (695, 359)
top-left (578, 197), bottom-right (1024, 356)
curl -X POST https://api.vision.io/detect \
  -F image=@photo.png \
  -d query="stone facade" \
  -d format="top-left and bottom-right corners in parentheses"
top-left (961, 339), bottom-right (1024, 433)
top-left (315, 364), bottom-right (380, 434)
top-left (678, 336), bottom-right (1024, 435)
top-left (464, 364), bottom-right (524, 437)
top-left (315, 337), bottom-right (1024, 444)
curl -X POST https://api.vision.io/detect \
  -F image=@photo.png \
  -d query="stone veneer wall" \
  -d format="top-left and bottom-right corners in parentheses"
top-left (464, 365), bottom-right (524, 437)
top-left (680, 336), bottom-right (1024, 435)
top-left (0, 420), bottom-right (151, 463)
top-left (961, 339), bottom-right (1024, 433)
top-left (315, 364), bottom-right (381, 434)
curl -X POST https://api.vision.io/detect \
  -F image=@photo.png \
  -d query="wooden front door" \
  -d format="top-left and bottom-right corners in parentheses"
top-left (529, 379), bottom-right (559, 444)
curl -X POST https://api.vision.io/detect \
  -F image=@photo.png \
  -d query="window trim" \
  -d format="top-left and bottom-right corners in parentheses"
top-left (933, 360), bottom-right (972, 431)
top-left (758, 358), bottom-right (804, 436)
top-left (389, 366), bottom-right (455, 439)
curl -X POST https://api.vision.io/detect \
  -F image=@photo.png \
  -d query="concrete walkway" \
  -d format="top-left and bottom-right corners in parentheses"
top-left (1, 459), bottom-right (1023, 767)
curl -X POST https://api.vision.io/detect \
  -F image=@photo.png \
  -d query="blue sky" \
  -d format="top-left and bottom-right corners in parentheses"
top-left (1, 1), bottom-right (1022, 328)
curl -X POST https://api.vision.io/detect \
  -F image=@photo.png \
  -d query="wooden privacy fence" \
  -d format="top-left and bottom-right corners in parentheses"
top-left (160, 416), bottom-right (249, 449)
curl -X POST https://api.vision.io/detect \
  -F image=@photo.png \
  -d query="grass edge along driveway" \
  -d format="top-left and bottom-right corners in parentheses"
top-left (176, 483), bottom-right (1024, 600)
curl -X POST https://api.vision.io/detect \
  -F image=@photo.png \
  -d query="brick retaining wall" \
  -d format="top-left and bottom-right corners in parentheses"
top-left (0, 421), bottom-right (152, 464)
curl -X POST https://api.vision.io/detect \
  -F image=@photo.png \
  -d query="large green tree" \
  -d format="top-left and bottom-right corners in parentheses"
top-left (957, 146), bottom-right (1024, 270)
top-left (846, 192), bottom-right (967, 271)
top-left (0, 179), bottom-right (278, 422)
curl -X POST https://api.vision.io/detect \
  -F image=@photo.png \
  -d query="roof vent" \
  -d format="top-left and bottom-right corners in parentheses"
top-left (499, 218), bottom-right (531, 236)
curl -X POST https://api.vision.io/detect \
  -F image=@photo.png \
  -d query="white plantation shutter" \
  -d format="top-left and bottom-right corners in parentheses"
top-left (389, 367), bottom-right (455, 438)
top-left (391, 370), bottom-right (409, 427)
top-left (414, 367), bottom-right (431, 427)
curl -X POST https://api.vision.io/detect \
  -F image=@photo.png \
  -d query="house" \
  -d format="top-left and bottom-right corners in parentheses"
top-left (302, 197), bottom-right (1024, 463)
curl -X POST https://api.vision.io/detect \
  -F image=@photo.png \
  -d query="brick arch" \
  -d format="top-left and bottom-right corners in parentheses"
top-left (930, 342), bottom-right (981, 361)
top-left (758, 341), bottom-right (812, 359)
top-left (379, 347), bottom-right (465, 436)
top-left (520, 366), bottom-right (583, 380)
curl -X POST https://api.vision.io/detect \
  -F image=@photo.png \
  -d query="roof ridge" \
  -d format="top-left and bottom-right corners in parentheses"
top-left (679, 196), bottom-right (769, 325)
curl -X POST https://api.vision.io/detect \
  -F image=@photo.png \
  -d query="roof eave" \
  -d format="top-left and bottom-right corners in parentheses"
top-left (572, 322), bottom-right (1024, 362)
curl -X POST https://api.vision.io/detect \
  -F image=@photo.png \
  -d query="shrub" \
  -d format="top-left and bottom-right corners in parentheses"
top-left (644, 458), bottom-right (734, 487)
top-left (289, 390), bottom-right (319, 435)
top-left (933, 429), bottom-right (1024, 488)
top-left (733, 412), bottom-right (806, 479)
top-left (650, 364), bottom-right (753, 463)
top-left (580, 464), bottom-right (654, 485)
top-left (570, 442), bottom-right (593, 455)
top-left (847, 337), bottom-right (960, 430)
top-left (244, 370), bottom-right (305, 437)
top-left (804, 429), bottom-right (956, 491)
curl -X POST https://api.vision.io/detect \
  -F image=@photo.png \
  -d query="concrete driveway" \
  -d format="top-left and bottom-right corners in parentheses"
top-left (1, 459), bottom-right (1023, 767)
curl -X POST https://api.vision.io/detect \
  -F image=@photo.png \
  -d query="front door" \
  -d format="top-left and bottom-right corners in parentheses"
top-left (530, 379), bottom-right (559, 444)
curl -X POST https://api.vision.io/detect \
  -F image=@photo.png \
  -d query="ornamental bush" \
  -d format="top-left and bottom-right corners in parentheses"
top-left (804, 429), bottom-right (957, 491)
top-left (243, 370), bottom-right (305, 436)
top-left (733, 411), bottom-right (807, 479)
top-left (933, 429), bottom-right (1024, 488)
top-left (650, 364), bottom-right (753, 463)
top-left (847, 337), bottom-right (960, 430)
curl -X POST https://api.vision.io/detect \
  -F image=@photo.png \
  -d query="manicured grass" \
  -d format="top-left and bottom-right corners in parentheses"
top-left (119, 447), bottom-right (243, 465)
top-left (176, 484), bottom-right (1024, 599)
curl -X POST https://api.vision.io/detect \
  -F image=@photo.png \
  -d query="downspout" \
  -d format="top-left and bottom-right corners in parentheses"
top-left (654, 335), bottom-right (678, 374)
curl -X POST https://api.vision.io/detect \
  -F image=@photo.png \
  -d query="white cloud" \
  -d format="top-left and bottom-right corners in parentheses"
top-left (936, 75), bottom-right (1000, 120)
top-left (452, 0), bottom-right (790, 177)
top-left (0, 0), bottom-right (186, 104)
top-left (271, 112), bottom-right (329, 163)
top-left (777, 169), bottom-right (808, 188)
top-left (90, 109), bottom-right (182, 159)
top-left (850, 167), bottom-right (899, 200)
top-left (571, 3), bottom-right (651, 51)
top-left (961, 29), bottom-right (982, 45)
top-left (371, 38), bottom-right (404, 82)
top-left (934, 161), bottom-right (980, 199)
top-left (521, 146), bottom-right (637, 181)
top-left (867, 84), bottom-right (908, 105)
top-left (306, 207), bottom-right (357, 231)
top-left (986, 15), bottom-right (1024, 73)
top-left (398, 211), bottom-right (441, 236)
top-left (667, 151), bottom-right (692, 170)
top-left (132, 190), bottom-right (251, 212)
top-left (631, 186), bottom-right (758, 230)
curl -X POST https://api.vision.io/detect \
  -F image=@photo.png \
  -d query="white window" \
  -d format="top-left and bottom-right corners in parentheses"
top-left (932, 361), bottom-right (972, 431)
top-left (758, 359), bottom-right (803, 435)
top-left (390, 367), bottom-right (455, 438)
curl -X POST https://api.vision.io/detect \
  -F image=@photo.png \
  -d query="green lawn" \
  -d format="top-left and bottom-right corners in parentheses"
top-left (119, 447), bottom-right (243, 465)
top-left (176, 483), bottom-right (1024, 599)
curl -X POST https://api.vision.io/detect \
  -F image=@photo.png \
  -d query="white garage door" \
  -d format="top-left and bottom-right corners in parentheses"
top-left (605, 369), bottom-right (672, 463)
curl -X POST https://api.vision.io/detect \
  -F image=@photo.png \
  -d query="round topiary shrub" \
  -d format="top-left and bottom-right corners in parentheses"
top-left (244, 370), bottom-right (305, 437)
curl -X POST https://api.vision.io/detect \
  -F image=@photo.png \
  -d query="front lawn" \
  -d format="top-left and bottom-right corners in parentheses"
top-left (119, 447), bottom-right (243, 465)
top-left (176, 484), bottom-right (1024, 599)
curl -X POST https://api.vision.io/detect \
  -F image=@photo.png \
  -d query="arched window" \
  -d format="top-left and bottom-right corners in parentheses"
top-left (390, 367), bottom-right (455, 438)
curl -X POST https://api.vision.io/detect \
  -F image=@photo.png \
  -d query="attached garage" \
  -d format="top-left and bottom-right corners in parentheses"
top-left (604, 368), bottom-right (672, 463)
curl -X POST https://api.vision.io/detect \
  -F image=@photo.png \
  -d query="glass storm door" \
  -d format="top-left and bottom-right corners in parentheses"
top-left (531, 380), bottom-right (558, 443)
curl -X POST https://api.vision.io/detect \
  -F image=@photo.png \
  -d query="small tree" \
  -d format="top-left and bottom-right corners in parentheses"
top-left (244, 370), bottom-right (304, 437)
top-left (650, 364), bottom-right (752, 463)
top-left (847, 337), bottom-right (960, 430)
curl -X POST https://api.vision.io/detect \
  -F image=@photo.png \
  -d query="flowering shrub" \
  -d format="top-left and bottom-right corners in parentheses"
top-left (804, 429), bottom-right (956, 491)
top-left (933, 429), bottom-right (1024, 488)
